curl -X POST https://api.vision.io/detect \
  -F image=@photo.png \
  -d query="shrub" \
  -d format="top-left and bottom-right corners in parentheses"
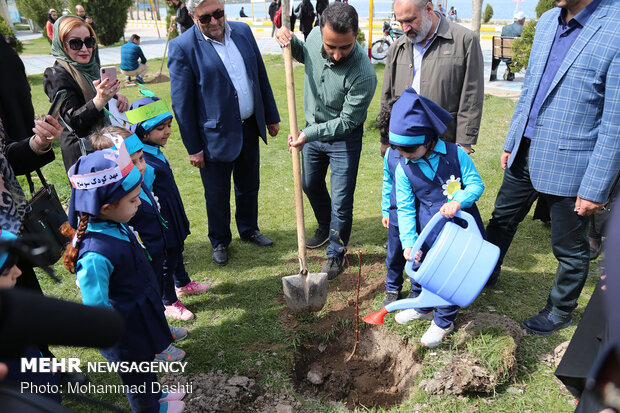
top-left (536, 0), bottom-right (556, 18)
top-left (68, 0), bottom-right (133, 45)
top-left (356, 30), bottom-right (365, 46)
top-left (483, 4), bottom-right (493, 23)
top-left (15, 0), bottom-right (65, 33)
top-left (510, 0), bottom-right (556, 71)
top-left (0, 16), bottom-right (23, 53)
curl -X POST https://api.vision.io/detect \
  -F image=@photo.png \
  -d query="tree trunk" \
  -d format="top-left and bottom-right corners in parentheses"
top-left (154, 0), bottom-right (161, 20)
top-left (471, 0), bottom-right (482, 39)
top-left (0, 0), bottom-right (14, 29)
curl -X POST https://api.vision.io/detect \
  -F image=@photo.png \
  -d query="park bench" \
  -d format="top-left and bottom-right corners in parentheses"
top-left (492, 36), bottom-right (516, 81)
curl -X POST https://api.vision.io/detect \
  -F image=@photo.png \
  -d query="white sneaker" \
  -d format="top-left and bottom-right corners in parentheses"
top-left (421, 320), bottom-right (454, 348)
top-left (394, 308), bottom-right (434, 324)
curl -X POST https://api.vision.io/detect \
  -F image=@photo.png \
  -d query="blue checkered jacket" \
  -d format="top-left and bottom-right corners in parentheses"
top-left (504, 0), bottom-right (620, 203)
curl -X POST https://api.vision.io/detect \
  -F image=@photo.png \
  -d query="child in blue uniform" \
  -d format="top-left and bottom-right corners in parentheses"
top-left (378, 98), bottom-right (410, 307)
top-left (61, 145), bottom-right (185, 413)
top-left (390, 89), bottom-right (485, 348)
top-left (90, 126), bottom-right (189, 362)
top-left (128, 96), bottom-right (209, 322)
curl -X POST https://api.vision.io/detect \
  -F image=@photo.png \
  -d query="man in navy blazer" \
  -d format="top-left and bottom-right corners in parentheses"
top-left (168, 0), bottom-right (280, 266)
top-left (485, 0), bottom-right (620, 334)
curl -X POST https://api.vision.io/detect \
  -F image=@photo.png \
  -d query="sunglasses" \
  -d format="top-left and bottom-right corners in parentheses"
top-left (196, 9), bottom-right (225, 24)
top-left (67, 36), bottom-right (96, 51)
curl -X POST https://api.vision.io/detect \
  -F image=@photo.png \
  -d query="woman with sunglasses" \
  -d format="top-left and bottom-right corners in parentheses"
top-left (43, 15), bottom-right (129, 172)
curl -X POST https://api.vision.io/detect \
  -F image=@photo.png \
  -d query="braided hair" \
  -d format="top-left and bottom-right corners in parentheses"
top-left (60, 212), bottom-right (89, 273)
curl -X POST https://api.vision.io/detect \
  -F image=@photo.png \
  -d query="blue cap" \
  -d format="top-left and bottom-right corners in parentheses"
top-left (128, 96), bottom-right (173, 142)
top-left (111, 133), bottom-right (143, 156)
top-left (388, 88), bottom-right (453, 147)
top-left (67, 143), bottom-right (142, 228)
top-left (0, 229), bottom-right (18, 274)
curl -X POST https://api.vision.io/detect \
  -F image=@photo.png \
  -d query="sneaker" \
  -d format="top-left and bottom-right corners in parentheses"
top-left (306, 229), bottom-right (329, 249)
top-left (421, 320), bottom-right (454, 348)
top-left (394, 308), bottom-right (434, 324)
top-left (159, 400), bottom-right (185, 413)
top-left (160, 389), bottom-right (186, 403)
top-left (125, 76), bottom-right (131, 82)
top-left (164, 300), bottom-right (195, 321)
top-left (169, 325), bottom-right (188, 342)
top-left (382, 291), bottom-right (400, 307)
top-left (322, 254), bottom-right (345, 280)
top-left (155, 344), bottom-right (186, 362)
top-left (136, 75), bottom-right (144, 84)
top-left (176, 280), bottom-right (210, 297)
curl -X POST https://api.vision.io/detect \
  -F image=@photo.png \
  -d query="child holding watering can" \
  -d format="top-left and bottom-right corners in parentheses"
top-left (390, 89), bottom-right (486, 347)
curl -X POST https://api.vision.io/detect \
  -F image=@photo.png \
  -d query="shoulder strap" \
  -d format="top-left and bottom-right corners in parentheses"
top-left (25, 168), bottom-right (49, 196)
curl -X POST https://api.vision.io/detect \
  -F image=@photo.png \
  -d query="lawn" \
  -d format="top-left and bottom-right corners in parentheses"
top-left (23, 55), bottom-right (597, 412)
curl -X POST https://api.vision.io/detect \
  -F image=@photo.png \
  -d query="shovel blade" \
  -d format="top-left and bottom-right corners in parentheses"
top-left (282, 272), bottom-right (328, 313)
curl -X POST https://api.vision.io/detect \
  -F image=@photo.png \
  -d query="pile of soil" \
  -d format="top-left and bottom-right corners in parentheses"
top-left (161, 371), bottom-right (313, 413)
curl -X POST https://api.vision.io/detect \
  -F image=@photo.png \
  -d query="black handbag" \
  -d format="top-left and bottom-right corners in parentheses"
top-left (21, 168), bottom-right (69, 266)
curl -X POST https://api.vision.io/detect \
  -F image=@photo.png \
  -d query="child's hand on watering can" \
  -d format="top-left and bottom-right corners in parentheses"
top-left (404, 248), bottom-right (423, 263)
top-left (440, 200), bottom-right (461, 218)
top-left (382, 217), bottom-right (389, 228)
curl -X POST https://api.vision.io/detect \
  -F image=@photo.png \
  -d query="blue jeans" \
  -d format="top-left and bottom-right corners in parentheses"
top-left (301, 131), bottom-right (362, 258)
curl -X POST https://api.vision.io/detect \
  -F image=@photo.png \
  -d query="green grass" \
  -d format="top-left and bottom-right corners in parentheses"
top-left (23, 55), bottom-right (595, 412)
top-left (20, 35), bottom-right (52, 55)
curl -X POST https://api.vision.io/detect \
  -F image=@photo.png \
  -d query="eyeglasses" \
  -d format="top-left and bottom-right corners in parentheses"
top-left (196, 9), bottom-right (225, 24)
top-left (67, 36), bottom-right (96, 51)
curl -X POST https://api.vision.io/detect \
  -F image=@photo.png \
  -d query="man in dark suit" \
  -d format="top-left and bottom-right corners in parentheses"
top-left (168, 0), bottom-right (280, 266)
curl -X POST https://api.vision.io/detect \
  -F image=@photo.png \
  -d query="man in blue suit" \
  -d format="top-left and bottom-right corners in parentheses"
top-left (168, 0), bottom-right (280, 266)
top-left (485, 0), bottom-right (620, 334)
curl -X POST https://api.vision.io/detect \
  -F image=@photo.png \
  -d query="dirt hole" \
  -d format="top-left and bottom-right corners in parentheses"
top-left (292, 327), bottom-right (420, 410)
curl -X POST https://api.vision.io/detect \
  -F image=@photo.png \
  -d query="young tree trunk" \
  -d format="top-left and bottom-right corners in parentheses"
top-left (471, 0), bottom-right (482, 38)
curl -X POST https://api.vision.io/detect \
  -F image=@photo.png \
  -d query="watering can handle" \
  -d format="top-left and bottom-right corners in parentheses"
top-left (409, 210), bottom-right (477, 260)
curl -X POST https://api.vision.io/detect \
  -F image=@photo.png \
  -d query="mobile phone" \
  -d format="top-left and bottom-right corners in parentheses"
top-left (100, 66), bottom-right (117, 83)
top-left (47, 89), bottom-right (67, 118)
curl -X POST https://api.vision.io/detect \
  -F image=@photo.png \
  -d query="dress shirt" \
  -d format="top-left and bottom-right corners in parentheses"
top-left (412, 12), bottom-right (441, 92)
top-left (290, 27), bottom-right (377, 142)
top-left (202, 23), bottom-right (254, 121)
top-left (524, 0), bottom-right (601, 139)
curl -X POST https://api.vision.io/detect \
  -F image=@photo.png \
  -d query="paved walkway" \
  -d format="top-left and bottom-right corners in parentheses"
top-left (16, 22), bottom-right (522, 99)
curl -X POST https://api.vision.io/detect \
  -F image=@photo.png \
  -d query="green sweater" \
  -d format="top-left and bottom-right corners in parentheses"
top-left (290, 27), bottom-right (377, 142)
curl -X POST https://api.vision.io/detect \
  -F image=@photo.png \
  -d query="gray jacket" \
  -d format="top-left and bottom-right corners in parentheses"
top-left (381, 16), bottom-right (484, 145)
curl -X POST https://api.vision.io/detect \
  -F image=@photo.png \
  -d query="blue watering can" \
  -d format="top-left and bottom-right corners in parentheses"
top-left (364, 210), bottom-right (500, 324)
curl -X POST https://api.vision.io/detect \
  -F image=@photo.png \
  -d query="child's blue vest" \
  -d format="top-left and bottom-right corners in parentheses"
top-left (401, 142), bottom-right (485, 251)
top-left (386, 148), bottom-right (402, 227)
top-left (78, 224), bottom-right (172, 361)
top-left (144, 151), bottom-right (190, 249)
top-left (128, 183), bottom-right (167, 257)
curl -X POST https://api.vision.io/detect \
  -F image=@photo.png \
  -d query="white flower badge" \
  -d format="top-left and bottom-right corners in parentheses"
top-left (442, 175), bottom-right (461, 200)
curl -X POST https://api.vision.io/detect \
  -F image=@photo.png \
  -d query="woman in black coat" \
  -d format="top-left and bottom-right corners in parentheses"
top-left (43, 15), bottom-right (129, 172)
top-left (297, 0), bottom-right (315, 40)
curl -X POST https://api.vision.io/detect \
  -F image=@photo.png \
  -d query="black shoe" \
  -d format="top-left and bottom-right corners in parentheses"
top-left (521, 309), bottom-right (572, 335)
top-left (241, 230), bottom-right (274, 247)
top-left (589, 238), bottom-right (602, 260)
top-left (382, 291), bottom-right (400, 307)
top-left (212, 245), bottom-right (228, 266)
top-left (489, 71), bottom-right (497, 81)
top-left (484, 276), bottom-right (498, 289)
top-left (306, 229), bottom-right (329, 249)
top-left (406, 290), bottom-right (415, 299)
top-left (322, 255), bottom-right (345, 280)
top-left (60, 372), bottom-right (89, 387)
top-left (382, 240), bottom-right (388, 250)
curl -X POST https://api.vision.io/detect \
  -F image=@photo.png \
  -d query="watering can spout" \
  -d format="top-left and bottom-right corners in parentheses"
top-left (363, 289), bottom-right (454, 324)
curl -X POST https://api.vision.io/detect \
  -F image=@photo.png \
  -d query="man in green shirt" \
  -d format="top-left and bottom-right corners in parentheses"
top-left (276, 2), bottom-right (377, 280)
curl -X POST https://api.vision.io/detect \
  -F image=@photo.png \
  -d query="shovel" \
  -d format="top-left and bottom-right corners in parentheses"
top-left (280, 0), bottom-right (328, 313)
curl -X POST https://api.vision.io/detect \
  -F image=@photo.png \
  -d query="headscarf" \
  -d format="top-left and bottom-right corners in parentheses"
top-left (50, 15), bottom-right (100, 89)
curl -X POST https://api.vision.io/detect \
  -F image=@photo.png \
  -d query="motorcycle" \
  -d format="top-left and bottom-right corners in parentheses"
top-left (371, 20), bottom-right (404, 60)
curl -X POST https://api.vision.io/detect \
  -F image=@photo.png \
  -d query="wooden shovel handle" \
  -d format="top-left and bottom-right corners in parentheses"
top-left (281, 0), bottom-right (308, 275)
